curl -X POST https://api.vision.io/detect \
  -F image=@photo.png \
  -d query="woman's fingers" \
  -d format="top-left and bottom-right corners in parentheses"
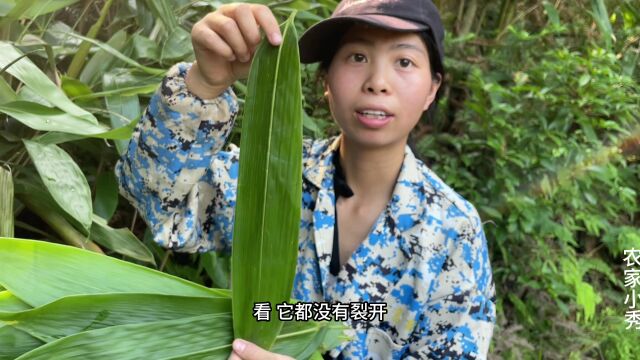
top-left (192, 23), bottom-right (235, 61)
top-left (205, 14), bottom-right (251, 62)
top-left (186, 2), bottom-right (283, 95)
top-left (200, 4), bottom-right (281, 62)
top-left (232, 4), bottom-right (261, 52)
top-left (251, 4), bottom-right (282, 45)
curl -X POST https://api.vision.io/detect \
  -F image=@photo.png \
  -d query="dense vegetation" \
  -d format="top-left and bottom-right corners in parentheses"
top-left (1, 0), bottom-right (638, 358)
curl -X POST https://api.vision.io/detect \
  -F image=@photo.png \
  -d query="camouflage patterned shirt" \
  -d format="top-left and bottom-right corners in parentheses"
top-left (115, 63), bottom-right (496, 359)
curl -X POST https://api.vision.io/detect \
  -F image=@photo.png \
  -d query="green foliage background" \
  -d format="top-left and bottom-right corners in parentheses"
top-left (0, 0), bottom-right (639, 358)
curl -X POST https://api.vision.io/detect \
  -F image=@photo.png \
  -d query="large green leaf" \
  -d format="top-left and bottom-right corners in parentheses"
top-left (0, 291), bottom-right (30, 312)
top-left (0, 0), bottom-right (80, 19)
top-left (201, 251), bottom-right (230, 289)
top-left (103, 70), bottom-right (142, 155)
top-left (23, 140), bottom-right (93, 232)
top-left (0, 324), bottom-right (43, 360)
top-left (0, 101), bottom-right (136, 141)
top-left (14, 312), bottom-right (341, 360)
top-left (160, 27), bottom-right (193, 62)
top-left (0, 77), bottom-right (17, 104)
top-left (0, 294), bottom-right (230, 343)
top-left (0, 101), bottom-right (108, 136)
top-left (232, 12), bottom-right (303, 350)
top-left (169, 321), bottom-right (349, 360)
top-left (0, 42), bottom-right (96, 124)
top-left (54, 32), bottom-right (165, 76)
top-left (90, 215), bottom-right (155, 265)
top-left (15, 313), bottom-right (233, 360)
top-left (14, 177), bottom-right (103, 251)
top-left (0, 166), bottom-right (12, 237)
top-left (93, 171), bottom-right (119, 220)
top-left (0, 238), bottom-right (229, 307)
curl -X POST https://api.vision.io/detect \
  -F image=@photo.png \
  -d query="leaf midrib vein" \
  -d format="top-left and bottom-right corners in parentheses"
top-left (257, 18), bottom-right (292, 299)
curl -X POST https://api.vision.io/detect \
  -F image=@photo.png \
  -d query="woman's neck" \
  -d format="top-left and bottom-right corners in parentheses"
top-left (337, 136), bottom-right (406, 201)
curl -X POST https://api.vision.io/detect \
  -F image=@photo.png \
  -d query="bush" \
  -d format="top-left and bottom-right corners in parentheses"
top-left (418, 16), bottom-right (640, 359)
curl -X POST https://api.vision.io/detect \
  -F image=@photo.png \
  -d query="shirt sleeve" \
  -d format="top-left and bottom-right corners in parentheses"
top-left (408, 210), bottom-right (497, 359)
top-left (115, 62), bottom-right (239, 253)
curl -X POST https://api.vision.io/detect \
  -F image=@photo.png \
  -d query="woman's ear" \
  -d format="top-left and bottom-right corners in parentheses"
top-left (422, 73), bottom-right (443, 111)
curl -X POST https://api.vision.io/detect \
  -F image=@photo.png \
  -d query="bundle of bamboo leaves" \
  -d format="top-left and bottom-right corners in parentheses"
top-left (0, 238), bottom-right (346, 359)
top-left (0, 13), bottom-right (349, 359)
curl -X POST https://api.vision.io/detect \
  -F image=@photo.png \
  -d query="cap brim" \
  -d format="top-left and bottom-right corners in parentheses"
top-left (299, 14), bottom-right (426, 64)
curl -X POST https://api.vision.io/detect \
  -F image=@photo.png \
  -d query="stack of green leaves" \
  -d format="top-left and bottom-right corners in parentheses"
top-left (0, 238), bottom-right (347, 359)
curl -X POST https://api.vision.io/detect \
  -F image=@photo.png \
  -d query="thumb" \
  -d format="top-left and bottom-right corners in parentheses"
top-left (229, 339), bottom-right (292, 360)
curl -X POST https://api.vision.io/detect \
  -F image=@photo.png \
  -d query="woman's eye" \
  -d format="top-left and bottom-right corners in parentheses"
top-left (398, 58), bottom-right (413, 68)
top-left (350, 53), bottom-right (366, 63)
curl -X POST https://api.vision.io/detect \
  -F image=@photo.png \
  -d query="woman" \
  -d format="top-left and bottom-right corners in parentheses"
top-left (115, 0), bottom-right (496, 358)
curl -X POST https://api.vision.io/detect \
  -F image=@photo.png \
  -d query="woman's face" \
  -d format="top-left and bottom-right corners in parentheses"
top-left (325, 24), bottom-right (441, 150)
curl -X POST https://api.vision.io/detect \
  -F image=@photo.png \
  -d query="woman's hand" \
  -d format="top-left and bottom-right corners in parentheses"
top-left (227, 339), bottom-right (295, 360)
top-left (186, 3), bottom-right (283, 99)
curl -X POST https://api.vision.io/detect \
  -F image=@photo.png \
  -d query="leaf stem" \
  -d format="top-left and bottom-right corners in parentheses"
top-left (18, 193), bottom-right (103, 253)
top-left (67, 0), bottom-right (115, 79)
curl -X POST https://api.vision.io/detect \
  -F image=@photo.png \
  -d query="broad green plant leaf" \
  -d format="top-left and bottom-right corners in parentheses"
top-left (0, 324), bottom-right (43, 360)
top-left (72, 84), bottom-right (158, 101)
top-left (93, 171), bottom-right (119, 220)
top-left (0, 291), bottom-right (30, 312)
top-left (201, 251), bottom-right (230, 289)
top-left (60, 76), bottom-right (93, 99)
top-left (90, 214), bottom-right (155, 265)
top-left (0, 239), bottom-right (346, 357)
top-left (0, 0), bottom-right (80, 20)
top-left (15, 313), bottom-right (233, 360)
top-left (103, 70), bottom-right (142, 154)
top-left (160, 27), bottom-right (193, 62)
top-left (165, 320), bottom-right (348, 360)
top-left (54, 32), bottom-right (165, 76)
top-left (0, 42), bottom-right (96, 124)
top-left (232, 12), bottom-right (303, 350)
top-left (0, 101), bottom-right (109, 136)
top-left (0, 238), bottom-right (229, 307)
top-left (31, 117), bottom-right (140, 144)
top-left (14, 179), bottom-right (103, 252)
top-left (132, 33), bottom-right (159, 60)
top-left (0, 77), bottom-right (17, 104)
top-left (23, 140), bottom-right (93, 232)
top-left (0, 165), bottom-right (12, 237)
top-left (14, 312), bottom-right (342, 360)
top-left (0, 294), bottom-right (231, 343)
top-left (23, 0), bottom-right (80, 18)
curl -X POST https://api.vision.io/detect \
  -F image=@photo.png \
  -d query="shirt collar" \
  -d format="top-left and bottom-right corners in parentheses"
top-left (303, 135), bottom-right (425, 229)
top-left (302, 136), bottom-right (341, 189)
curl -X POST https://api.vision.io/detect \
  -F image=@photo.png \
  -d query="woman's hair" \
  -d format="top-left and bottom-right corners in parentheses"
top-left (421, 31), bottom-right (444, 99)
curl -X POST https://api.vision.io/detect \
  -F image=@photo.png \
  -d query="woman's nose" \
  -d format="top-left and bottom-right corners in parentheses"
top-left (363, 65), bottom-right (389, 94)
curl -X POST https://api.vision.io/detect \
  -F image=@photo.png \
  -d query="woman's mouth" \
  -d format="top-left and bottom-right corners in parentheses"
top-left (355, 110), bottom-right (394, 129)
